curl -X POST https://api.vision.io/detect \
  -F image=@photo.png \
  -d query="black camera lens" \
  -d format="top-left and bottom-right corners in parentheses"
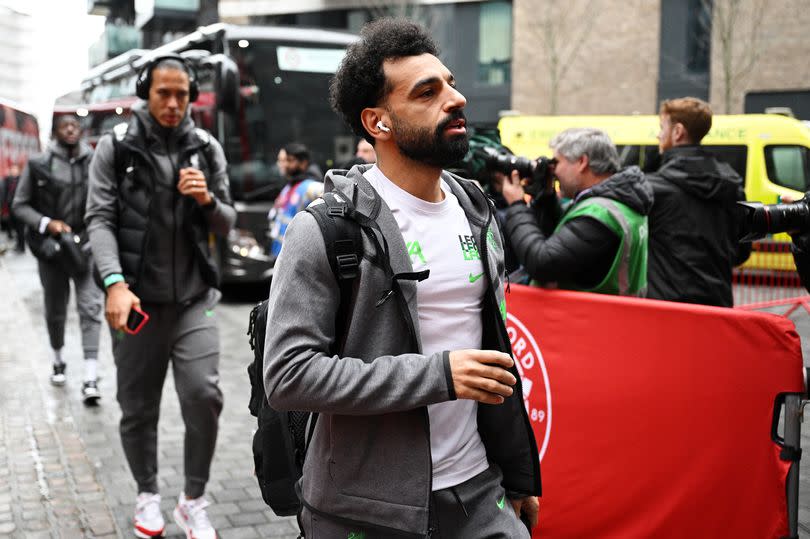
top-left (738, 199), bottom-right (810, 241)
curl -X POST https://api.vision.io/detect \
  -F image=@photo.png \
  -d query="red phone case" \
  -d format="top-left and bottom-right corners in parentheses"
top-left (124, 307), bottom-right (150, 335)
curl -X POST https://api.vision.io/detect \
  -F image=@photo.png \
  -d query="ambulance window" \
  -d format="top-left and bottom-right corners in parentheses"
top-left (615, 145), bottom-right (662, 172)
top-left (615, 145), bottom-right (640, 167)
top-left (641, 146), bottom-right (661, 172)
top-left (765, 145), bottom-right (810, 192)
top-left (703, 145), bottom-right (748, 180)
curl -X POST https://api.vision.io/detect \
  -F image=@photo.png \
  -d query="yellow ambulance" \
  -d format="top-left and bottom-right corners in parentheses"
top-left (498, 114), bottom-right (810, 271)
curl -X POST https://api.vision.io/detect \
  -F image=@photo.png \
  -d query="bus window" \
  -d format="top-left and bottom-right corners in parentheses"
top-left (224, 39), bottom-right (353, 201)
top-left (703, 145), bottom-right (748, 180)
top-left (765, 145), bottom-right (810, 192)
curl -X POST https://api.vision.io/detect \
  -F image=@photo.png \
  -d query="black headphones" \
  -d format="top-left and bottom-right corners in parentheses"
top-left (135, 53), bottom-right (199, 102)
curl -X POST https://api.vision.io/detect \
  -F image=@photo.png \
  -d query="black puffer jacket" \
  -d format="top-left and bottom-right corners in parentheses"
top-left (12, 140), bottom-right (93, 232)
top-left (504, 166), bottom-right (653, 289)
top-left (646, 145), bottom-right (751, 307)
top-left (86, 103), bottom-right (236, 303)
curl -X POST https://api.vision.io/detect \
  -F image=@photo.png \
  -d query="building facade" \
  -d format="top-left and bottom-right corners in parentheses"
top-left (88, 0), bottom-right (220, 66)
top-left (220, 0), bottom-right (513, 126)
top-left (0, 6), bottom-right (37, 107)
top-left (513, 0), bottom-right (810, 119)
top-left (91, 0), bottom-right (810, 120)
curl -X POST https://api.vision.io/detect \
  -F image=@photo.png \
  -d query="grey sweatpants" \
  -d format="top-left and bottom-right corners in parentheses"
top-left (112, 288), bottom-right (223, 499)
top-left (300, 463), bottom-right (532, 538)
top-left (37, 258), bottom-right (103, 358)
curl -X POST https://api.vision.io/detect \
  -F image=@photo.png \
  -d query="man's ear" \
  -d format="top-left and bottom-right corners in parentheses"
top-left (673, 122), bottom-right (691, 145)
top-left (577, 154), bottom-right (590, 174)
top-left (361, 108), bottom-right (391, 141)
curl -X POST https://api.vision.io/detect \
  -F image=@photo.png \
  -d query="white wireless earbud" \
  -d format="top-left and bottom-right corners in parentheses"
top-left (376, 121), bottom-right (391, 133)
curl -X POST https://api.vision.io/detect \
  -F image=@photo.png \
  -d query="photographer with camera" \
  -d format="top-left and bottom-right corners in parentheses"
top-left (792, 227), bottom-right (810, 291)
top-left (501, 127), bottom-right (653, 296)
top-left (448, 127), bottom-right (524, 274)
top-left (11, 114), bottom-right (103, 403)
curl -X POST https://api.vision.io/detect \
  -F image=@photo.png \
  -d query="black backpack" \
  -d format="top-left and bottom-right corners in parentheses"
top-left (247, 191), bottom-right (363, 517)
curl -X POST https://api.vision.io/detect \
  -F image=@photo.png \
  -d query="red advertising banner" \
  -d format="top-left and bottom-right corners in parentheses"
top-left (506, 285), bottom-right (804, 538)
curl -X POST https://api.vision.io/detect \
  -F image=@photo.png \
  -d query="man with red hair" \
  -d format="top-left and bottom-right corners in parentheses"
top-left (647, 97), bottom-right (751, 307)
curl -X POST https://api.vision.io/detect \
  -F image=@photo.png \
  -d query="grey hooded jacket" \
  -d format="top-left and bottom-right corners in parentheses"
top-left (264, 164), bottom-right (541, 537)
top-left (12, 140), bottom-right (94, 233)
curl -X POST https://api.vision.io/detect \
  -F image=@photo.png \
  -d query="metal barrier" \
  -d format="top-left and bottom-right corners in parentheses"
top-left (733, 240), bottom-right (810, 315)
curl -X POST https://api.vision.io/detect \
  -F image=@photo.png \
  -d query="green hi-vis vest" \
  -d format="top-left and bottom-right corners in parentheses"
top-left (554, 196), bottom-right (648, 296)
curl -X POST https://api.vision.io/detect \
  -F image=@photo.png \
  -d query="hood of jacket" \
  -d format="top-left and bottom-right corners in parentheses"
top-left (131, 100), bottom-right (195, 148)
top-left (652, 145), bottom-right (743, 202)
top-left (323, 163), bottom-right (492, 224)
top-left (47, 139), bottom-right (93, 162)
top-left (581, 165), bottom-right (654, 216)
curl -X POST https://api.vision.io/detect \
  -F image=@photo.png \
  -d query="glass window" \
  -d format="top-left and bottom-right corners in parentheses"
top-left (615, 145), bottom-right (640, 167)
top-left (765, 145), bottom-right (810, 192)
top-left (641, 145), bottom-right (662, 172)
top-left (224, 39), bottom-right (354, 200)
top-left (154, 0), bottom-right (200, 10)
top-left (478, 1), bottom-right (512, 85)
top-left (686, 0), bottom-right (712, 73)
top-left (614, 145), bottom-right (662, 172)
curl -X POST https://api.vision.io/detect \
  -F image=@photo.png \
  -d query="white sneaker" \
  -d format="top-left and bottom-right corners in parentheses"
top-left (134, 492), bottom-right (165, 538)
top-left (50, 363), bottom-right (66, 386)
top-left (81, 381), bottom-right (101, 405)
top-left (173, 493), bottom-right (217, 539)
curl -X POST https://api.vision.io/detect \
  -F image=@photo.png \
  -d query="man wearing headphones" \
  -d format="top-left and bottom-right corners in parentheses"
top-left (86, 55), bottom-right (235, 539)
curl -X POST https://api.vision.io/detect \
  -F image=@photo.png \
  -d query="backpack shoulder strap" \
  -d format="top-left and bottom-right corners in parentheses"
top-left (111, 122), bottom-right (132, 182)
top-left (305, 191), bottom-right (362, 351)
top-left (194, 127), bottom-right (211, 146)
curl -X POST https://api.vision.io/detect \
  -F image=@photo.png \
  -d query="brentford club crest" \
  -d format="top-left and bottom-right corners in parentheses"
top-left (506, 312), bottom-right (552, 462)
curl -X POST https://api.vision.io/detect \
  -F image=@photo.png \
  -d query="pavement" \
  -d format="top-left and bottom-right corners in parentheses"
top-left (4, 244), bottom-right (810, 538)
top-left (0, 248), bottom-right (298, 539)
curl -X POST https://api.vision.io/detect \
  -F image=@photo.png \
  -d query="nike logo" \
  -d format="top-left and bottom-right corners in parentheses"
top-left (468, 272), bottom-right (485, 283)
top-left (496, 494), bottom-right (506, 510)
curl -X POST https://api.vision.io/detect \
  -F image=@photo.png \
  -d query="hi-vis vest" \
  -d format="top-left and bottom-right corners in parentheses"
top-left (555, 196), bottom-right (648, 297)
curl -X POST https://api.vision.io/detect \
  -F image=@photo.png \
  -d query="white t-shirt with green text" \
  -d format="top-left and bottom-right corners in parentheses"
top-left (364, 165), bottom-right (489, 491)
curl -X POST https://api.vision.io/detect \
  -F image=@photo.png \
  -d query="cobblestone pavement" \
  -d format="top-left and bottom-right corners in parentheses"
top-left (5, 246), bottom-right (810, 537)
top-left (0, 250), bottom-right (298, 539)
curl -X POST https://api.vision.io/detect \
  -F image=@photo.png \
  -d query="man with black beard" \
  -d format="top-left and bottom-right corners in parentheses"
top-left (267, 142), bottom-right (323, 257)
top-left (263, 18), bottom-right (540, 539)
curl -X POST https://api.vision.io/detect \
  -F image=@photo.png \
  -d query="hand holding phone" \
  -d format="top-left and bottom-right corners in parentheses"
top-left (124, 306), bottom-right (150, 335)
top-left (106, 282), bottom-right (142, 331)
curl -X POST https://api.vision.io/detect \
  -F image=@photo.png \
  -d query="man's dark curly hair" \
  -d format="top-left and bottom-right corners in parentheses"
top-left (329, 18), bottom-right (439, 144)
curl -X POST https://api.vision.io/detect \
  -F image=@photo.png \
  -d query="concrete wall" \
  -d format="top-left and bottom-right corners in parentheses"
top-left (512, 0), bottom-right (660, 115)
top-left (709, 0), bottom-right (810, 114)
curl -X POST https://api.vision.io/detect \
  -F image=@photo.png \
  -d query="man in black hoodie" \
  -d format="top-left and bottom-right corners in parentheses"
top-left (647, 97), bottom-right (751, 307)
top-left (502, 127), bottom-right (653, 296)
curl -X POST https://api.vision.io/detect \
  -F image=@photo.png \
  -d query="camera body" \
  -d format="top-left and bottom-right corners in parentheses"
top-left (475, 146), bottom-right (555, 197)
top-left (738, 198), bottom-right (810, 241)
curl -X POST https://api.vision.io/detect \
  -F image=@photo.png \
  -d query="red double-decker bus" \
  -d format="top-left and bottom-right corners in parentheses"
top-left (54, 23), bottom-right (358, 283)
top-left (0, 99), bottom-right (41, 233)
